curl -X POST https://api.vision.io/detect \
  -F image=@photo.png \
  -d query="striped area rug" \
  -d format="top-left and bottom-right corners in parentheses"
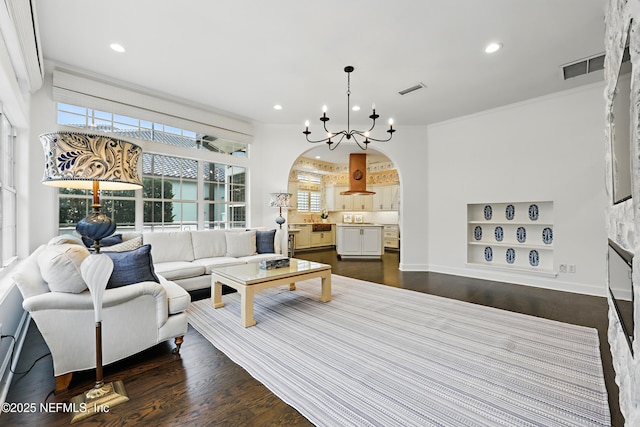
top-left (187, 275), bottom-right (610, 426)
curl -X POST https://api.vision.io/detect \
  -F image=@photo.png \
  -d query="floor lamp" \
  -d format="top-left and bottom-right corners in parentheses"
top-left (269, 193), bottom-right (292, 258)
top-left (40, 132), bottom-right (143, 422)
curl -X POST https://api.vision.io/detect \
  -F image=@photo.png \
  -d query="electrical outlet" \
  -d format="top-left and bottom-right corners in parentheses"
top-left (568, 265), bottom-right (576, 273)
top-left (559, 264), bottom-right (567, 273)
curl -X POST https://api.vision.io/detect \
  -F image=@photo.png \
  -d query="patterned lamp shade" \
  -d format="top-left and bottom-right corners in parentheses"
top-left (40, 132), bottom-right (143, 190)
top-left (269, 193), bottom-right (292, 208)
top-left (40, 132), bottom-right (143, 246)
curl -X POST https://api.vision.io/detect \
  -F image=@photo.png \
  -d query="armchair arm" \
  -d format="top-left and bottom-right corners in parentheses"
top-left (23, 281), bottom-right (168, 329)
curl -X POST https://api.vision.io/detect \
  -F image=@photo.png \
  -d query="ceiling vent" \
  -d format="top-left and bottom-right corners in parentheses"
top-left (398, 83), bottom-right (426, 95)
top-left (562, 46), bottom-right (629, 80)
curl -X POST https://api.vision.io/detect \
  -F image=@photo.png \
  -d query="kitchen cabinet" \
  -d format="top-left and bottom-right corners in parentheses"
top-left (294, 224), bottom-right (311, 249)
top-left (333, 186), bottom-right (374, 211)
top-left (311, 229), bottom-right (334, 247)
top-left (292, 224), bottom-right (334, 249)
top-left (372, 184), bottom-right (399, 211)
top-left (383, 224), bottom-right (399, 249)
top-left (336, 224), bottom-right (384, 259)
top-left (352, 194), bottom-right (373, 211)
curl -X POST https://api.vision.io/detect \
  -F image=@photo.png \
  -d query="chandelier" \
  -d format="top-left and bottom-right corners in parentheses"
top-left (303, 66), bottom-right (395, 150)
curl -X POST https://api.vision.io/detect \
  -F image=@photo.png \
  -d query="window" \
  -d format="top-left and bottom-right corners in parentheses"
top-left (56, 102), bottom-right (248, 233)
top-left (203, 162), bottom-right (246, 229)
top-left (297, 191), bottom-right (322, 213)
top-left (59, 188), bottom-right (136, 234)
top-left (295, 172), bottom-right (322, 213)
top-left (57, 103), bottom-right (248, 157)
top-left (143, 154), bottom-right (198, 231)
top-left (0, 114), bottom-right (16, 266)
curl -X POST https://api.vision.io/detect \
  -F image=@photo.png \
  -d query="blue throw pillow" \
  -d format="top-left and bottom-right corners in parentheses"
top-left (104, 244), bottom-right (160, 288)
top-left (82, 233), bottom-right (122, 248)
top-left (256, 229), bottom-right (276, 254)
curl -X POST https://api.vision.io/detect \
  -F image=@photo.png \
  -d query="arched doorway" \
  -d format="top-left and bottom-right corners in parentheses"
top-left (286, 144), bottom-right (400, 255)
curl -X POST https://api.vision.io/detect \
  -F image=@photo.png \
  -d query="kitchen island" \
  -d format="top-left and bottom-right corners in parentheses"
top-left (336, 224), bottom-right (384, 259)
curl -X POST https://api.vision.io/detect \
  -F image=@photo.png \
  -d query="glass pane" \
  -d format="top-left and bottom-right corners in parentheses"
top-left (166, 179), bottom-right (180, 200)
top-left (203, 182), bottom-right (225, 201)
top-left (112, 199), bottom-right (136, 226)
top-left (57, 111), bottom-right (86, 126)
top-left (94, 119), bottom-right (113, 131)
top-left (163, 201), bottom-right (176, 224)
top-left (58, 103), bottom-right (87, 115)
top-left (113, 114), bottom-right (138, 126)
top-left (59, 197), bottom-right (90, 227)
top-left (181, 202), bottom-right (197, 223)
top-left (94, 110), bottom-right (112, 120)
top-left (164, 125), bottom-right (181, 135)
top-left (182, 158), bottom-right (197, 180)
top-left (229, 185), bottom-right (245, 202)
top-left (182, 180), bottom-right (197, 200)
top-left (101, 189), bottom-right (135, 198)
top-left (144, 200), bottom-right (166, 223)
top-left (59, 188), bottom-right (88, 196)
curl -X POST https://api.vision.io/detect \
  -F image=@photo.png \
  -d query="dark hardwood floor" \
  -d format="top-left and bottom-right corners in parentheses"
top-left (2, 249), bottom-right (623, 426)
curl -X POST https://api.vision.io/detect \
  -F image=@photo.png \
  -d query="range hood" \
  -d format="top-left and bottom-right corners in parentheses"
top-left (340, 153), bottom-right (376, 195)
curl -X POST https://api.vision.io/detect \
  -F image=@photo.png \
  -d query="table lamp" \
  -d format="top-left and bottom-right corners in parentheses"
top-left (269, 192), bottom-right (292, 229)
top-left (40, 132), bottom-right (142, 422)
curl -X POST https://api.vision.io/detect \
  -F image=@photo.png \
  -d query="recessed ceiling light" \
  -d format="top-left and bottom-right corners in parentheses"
top-left (352, 105), bottom-right (360, 111)
top-left (110, 43), bottom-right (126, 53)
top-left (484, 42), bottom-right (502, 54)
top-left (315, 156), bottom-right (321, 159)
top-left (273, 104), bottom-right (283, 110)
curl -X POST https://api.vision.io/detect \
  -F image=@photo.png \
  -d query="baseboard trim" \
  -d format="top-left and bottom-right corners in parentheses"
top-left (0, 312), bottom-right (30, 406)
top-left (429, 264), bottom-right (607, 297)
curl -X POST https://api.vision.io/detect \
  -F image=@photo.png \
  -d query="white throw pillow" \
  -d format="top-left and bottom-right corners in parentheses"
top-left (225, 230), bottom-right (257, 257)
top-left (47, 234), bottom-right (84, 246)
top-left (37, 244), bottom-right (90, 293)
top-left (101, 236), bottom-right (143, 252)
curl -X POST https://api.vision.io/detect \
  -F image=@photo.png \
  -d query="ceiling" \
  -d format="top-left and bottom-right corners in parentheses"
top-left (34, 0), bottom-right (607, 135)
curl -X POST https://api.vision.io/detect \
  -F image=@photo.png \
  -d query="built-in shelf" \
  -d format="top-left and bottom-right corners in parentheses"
top-left (467, 201), bottom-right (554, 274)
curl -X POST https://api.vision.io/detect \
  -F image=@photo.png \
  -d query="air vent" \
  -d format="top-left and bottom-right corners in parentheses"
top-left (562, 46), bottom-right (629, 80)
top-left (398, 83), bottom-right (426, 95)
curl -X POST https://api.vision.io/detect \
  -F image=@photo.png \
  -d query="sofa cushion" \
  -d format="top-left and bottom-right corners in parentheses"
top-left (13, 245), bottom-right (50, 299)
top-left (192, 257), bottom-right (245, 274)
top-left (153, 261), bottom-right (206, 281)
top-left (48, 234), bottom-right (84, 246)
top-left (191, 230), bottom-right (227, 259)
top-left (143, 231), bottom-right (194, 263)
top-left (104, 244), bottom-right (160, 288)
top-left (256, 229), bottom-right (276, 254)
top-left (225, 230), bottom-right (256, 257)
top-left (37, 243), bottom-right (90, 293)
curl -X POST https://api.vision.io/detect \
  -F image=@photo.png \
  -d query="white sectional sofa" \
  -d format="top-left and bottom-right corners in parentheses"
top-left (141, 229), bottom-right (286, 291)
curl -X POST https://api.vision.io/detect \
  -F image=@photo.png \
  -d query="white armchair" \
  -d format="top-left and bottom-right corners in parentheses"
top-left (13, 244), bottom-right (190, 393)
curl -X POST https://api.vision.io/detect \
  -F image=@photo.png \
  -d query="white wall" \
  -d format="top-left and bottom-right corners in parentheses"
top-left (427, 82), bottom-right (607, 296)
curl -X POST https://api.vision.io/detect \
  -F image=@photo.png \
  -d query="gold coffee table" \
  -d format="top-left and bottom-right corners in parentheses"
top-left (211, 259), bottom-right (332, 327)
